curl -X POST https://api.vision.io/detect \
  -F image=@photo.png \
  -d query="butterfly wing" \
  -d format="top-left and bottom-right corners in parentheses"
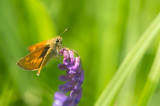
top-left (17, 45), bottom-right (50, 70)
top-left (37, 48), bottom-right (54, 76)
top-left (28, 40), bottom-right (49, 52)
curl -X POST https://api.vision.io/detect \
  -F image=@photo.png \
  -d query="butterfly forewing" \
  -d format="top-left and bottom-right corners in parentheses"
top-left (28, 40), bottom-right (49, 52)
top-left (17, 45), bottom-right (50, 70)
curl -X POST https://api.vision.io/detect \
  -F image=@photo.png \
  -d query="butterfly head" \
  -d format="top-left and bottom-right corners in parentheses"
top-left (55, 36), bottom-right (63, 44)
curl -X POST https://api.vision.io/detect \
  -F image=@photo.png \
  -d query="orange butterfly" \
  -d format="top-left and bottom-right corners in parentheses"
top-left (17, 36), bottom-right (63, 76)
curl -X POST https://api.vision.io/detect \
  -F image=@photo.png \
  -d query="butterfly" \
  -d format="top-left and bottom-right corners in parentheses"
top-left (17, 36), bottom-right (63, 76)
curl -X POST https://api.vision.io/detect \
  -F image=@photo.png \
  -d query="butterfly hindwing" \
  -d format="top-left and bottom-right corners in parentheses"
top-left (17, 45), bottom-right (50, 70)
top-left (28, 40), bottom-right (49, 52)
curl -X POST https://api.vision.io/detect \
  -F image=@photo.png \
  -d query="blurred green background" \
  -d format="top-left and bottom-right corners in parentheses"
top-left (0, 0), bottom-right (160, 106)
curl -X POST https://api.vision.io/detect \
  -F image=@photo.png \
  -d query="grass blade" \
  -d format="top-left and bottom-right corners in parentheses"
top-left (138, 43), bottom-right (160, 106)
top-left (95, 13), bottom-right (160, 106)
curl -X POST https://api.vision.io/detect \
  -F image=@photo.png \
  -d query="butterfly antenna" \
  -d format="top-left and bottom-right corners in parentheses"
top-left (59, 26), bottom-right (69, 36)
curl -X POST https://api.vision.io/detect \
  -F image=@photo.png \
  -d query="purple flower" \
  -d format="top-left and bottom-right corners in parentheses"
top-left (53, 92), bottom-right (67, 106)
top-left (53, 48), bottom-right (84, 106)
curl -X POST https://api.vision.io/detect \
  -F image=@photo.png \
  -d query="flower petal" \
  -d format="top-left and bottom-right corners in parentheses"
top-left (59, 75), bottom-right (70, 81)
top-left (65, 80), bottom-right (75, 88)
top-left (54, 92), bottom-right (67, 101)
top-left (53, 92), bottom-right (67, 106)
top-left (59, 84), bottom-right (70, 93)
top-left (63, 58), bottom-right (70, 65)
top-left (58, 64), bottom-right (67, 70)
top-left (74, 88), bottom-right (82, 104)
top-left (63, 97), bottom-right (74, 106)
top-left (69, 57), bottom-right (80, 73)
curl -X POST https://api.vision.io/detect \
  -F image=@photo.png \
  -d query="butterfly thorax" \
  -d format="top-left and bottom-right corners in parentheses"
top-left (49, 36), bottom-right (62, 49)
top-left (48, 36), bottom-right (62, 56)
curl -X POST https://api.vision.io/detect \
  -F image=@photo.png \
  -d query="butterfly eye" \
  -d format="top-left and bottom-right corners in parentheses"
top-left (56, 39), bottom-right (59, 43)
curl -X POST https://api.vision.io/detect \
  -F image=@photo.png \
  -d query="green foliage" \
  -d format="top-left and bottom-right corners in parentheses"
top-left (0, 0), bottom-right (160, 106)
top-left (95, 13), bottom-right (160, 106)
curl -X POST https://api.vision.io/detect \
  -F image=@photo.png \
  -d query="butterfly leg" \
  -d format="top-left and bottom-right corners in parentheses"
top-left (53, 56), bottom-right (63, 61)
top-left (56, 46), bottom-right (63, 55)
top-left (36, 48), bottom-right (52, 76)
top-left (37, 65), bottom-right (42, 76)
